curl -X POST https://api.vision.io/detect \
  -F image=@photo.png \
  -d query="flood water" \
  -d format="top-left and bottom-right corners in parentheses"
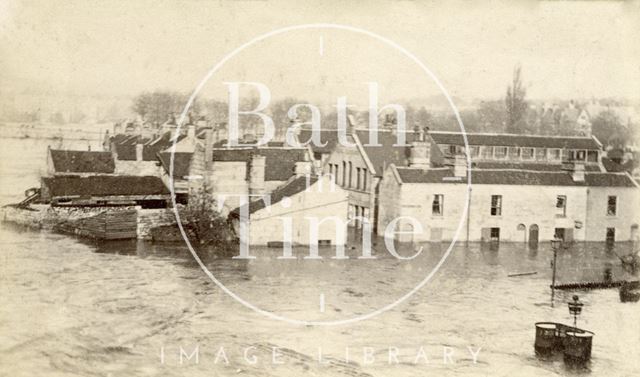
top-left (1, 136), bottom-right (639, 376)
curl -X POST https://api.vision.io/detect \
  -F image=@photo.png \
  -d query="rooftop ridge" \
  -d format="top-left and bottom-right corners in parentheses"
top-left (428, 130), bottom-right (595, 140)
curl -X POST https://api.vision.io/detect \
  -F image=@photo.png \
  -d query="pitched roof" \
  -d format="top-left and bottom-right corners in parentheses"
top-left (259, 148), bottom-right (307, 181)
top-left (144, 132), bottom-right (186, 161)
top-left (211, 147), bottom-right (307, 181)
top-left (42, 176), bottom-right (170, 198)
top-left (230, 176), bottom-right (318, 217)
top-left (395, 167), bottom-right (637, 187)
top-left (158, 152), bottom-right (192, 178)
top-left (355, 129), bottom-right (419, 176)
top-left (472, 161), bottom-right (601, 172)
top-left (49, 150), bottom-right (115, 174)
top-left (428, 132), bottom-right (601, 150)
top-left (297, 129), bottom-right (342, 154)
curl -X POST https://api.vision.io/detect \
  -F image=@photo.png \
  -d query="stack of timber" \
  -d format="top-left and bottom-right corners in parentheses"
top-left (54, 209), bottom-right (138, 240)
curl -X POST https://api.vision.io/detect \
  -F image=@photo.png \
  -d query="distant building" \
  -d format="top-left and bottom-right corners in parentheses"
top-left (229, 175), bottom-right (349, 246)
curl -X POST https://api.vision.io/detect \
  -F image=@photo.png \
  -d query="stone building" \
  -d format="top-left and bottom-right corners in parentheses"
top-left (229, 175), bottom-right (349, 246)
top-left (377, 131), bottom-right (640, 243)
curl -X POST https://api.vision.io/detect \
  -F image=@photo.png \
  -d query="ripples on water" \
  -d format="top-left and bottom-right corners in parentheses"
top-left (0, 137), bottom-right (639, 376)
top-left (1, 223), bottom-right (638, 377)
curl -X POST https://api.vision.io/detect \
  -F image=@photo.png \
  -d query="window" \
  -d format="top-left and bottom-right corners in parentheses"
top-left (342, 161), bottom-right (347, 187)
top-left (490, 227), bottom-right (500, 241)
top-left (348, 161), bottom-right (353, 188)
top-left (432, 194), bottom-right (444, 216)
top-left (556, 195), bottom-right (567, 217)
top-left (448, 145), bottom-right (458, 155)
top-left (576, 150), bottom-right (586, 161)
top-left (549, 148), bottom-right (562, 161)
top-left (606, 228), bottom-right (615, 243)
top-left (470, 146), bottom-right (480, 158)
top-left (482, 146), bottom-right (494, 159)
top-left (535, 148), bottom-right (547, 160)
top-left (607, 196), bottom-right (617, 216)
top-left (554, 228), bottom-right (566, 241)
top-left (508, 147), bottom-right (520, 159)
top-left (495, 146), bottom-right (508, 159)
top-left (362, 169), bottom-right (368, 190)
top-left (587, 151), bottom-right (598, 162)
top-left (490, 195), bottom-right (502, 216)
top-left (356, 167), bottom-right (361, 190)
top-left (521, 148), bottom-right (534, 160)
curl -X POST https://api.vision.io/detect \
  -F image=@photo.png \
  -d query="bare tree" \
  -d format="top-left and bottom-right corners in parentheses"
top-left (132, 90), bottom-right (199, 125)
top-left (505, 64), bottom-right (528, 133)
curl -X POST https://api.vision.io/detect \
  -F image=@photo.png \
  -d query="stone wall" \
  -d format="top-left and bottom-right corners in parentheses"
top-left (137, 208), bottom-right (179, 240)
top-left (1, 205), bottom-right (131, 230)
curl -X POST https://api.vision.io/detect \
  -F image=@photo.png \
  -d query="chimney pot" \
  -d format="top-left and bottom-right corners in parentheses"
top-left (453, 155), bottom-right (467, 178)
top-left (135, 143), bottom-right (144, 161)
top-left (571, 162), bottom-right (585, 182)
top-left (409, 140), bottom-right (431, 169)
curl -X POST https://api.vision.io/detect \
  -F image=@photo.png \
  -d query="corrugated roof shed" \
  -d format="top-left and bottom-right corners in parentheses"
top-left (50, 150), bottom-right (115, 174)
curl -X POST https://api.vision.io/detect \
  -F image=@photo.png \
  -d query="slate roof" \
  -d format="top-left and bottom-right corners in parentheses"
top-left (297, 129), bottom-right (342, 154)
top-left (395, 167), bottom-right (637, 187)
top-left (49, 150), bottom-right (115, 174)
top-left (210, 147), bottom-right (307, 181)
top-left (158, 152), bottom-right (193, 178)
top-left (230, 176), bottom-right (318, 217)
top-left (144, 132), bottom-right (186, 161)
top-left (42, 176), bottom-right (170, 198)
top-left (355, 129), bottom-right (419, 176)
top-left (472, 161), bottom-right (601, 172)
top-left (429, 132), bottom-right (601, 150)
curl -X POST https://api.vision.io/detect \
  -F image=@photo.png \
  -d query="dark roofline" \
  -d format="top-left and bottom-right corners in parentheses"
top-left (394, 166), bottom-right (638, 188)
top-left (428, 131), bottom-right (602, 150)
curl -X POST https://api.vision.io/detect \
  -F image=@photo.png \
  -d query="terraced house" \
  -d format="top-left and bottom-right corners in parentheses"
top-left (377, 131), bottom-right (640, 243)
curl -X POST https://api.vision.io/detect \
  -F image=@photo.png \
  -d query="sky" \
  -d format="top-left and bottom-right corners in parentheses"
top-left (1, 0), bottom-right (639, 107)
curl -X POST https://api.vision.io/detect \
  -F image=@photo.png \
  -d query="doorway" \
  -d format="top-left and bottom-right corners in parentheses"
top-left (529, 224), bottom-right (539, 248)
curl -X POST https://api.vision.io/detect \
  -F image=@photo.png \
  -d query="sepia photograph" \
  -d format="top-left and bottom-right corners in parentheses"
top-left (0, 1), bottom-right (639, 376)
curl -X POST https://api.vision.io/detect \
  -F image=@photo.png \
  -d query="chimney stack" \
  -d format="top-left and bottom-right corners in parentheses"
top-left (187, 124), bottom-right (196, 144)
top-left (571, 162), bottom-right (585, 182)
top-left (135, 143), bottom-right (144, 162)
top-left (249, 154), bottom-right (266, 195)
top-left (295, 153), bottom-right (313, 177)
top-left (409, 140), bottom-right (431, 169)
top-left (453, 155), bottom-right (467, 178)
top-left (204, 127), bottom-right (214, 169)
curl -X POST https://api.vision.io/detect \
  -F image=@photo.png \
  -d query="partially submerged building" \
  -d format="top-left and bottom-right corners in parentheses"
top-left (377, 131), bottom-right (640, 243)
top-left (229, 175), bottom-right (349, 246)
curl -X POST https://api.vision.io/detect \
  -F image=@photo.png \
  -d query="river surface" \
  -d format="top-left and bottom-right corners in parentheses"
top-left (1, 136), bottom-right (639, 377)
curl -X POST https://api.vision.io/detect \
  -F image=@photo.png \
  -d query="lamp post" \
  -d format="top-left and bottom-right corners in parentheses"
top-left (551, 236), bottom-right (562, 306)
top-left (568, 295), bottom-right (583, 328)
